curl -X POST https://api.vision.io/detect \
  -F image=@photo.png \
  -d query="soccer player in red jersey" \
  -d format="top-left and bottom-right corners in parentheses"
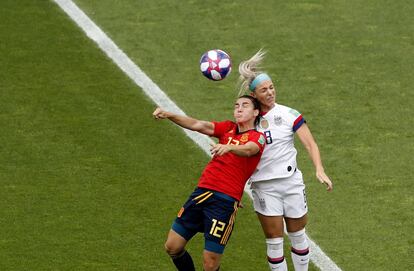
top-left (153, 95), bottom-right (265, 271)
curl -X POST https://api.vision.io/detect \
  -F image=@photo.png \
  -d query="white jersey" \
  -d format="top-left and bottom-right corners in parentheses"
top-left (250, 103), bottom-right (305, 182)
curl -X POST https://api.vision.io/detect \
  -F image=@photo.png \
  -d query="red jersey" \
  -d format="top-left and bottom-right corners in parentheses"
top-left (198, 121), bottom-right (265, 201)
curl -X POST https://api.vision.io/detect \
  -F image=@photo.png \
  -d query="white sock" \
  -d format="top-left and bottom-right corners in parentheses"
top-left (266, 237), bottom-right (288, 271)
top-left (288, 229), bottom-right (310, 271)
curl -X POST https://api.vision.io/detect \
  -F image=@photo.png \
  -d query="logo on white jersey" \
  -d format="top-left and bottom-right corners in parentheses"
top-left (274, 115), bottom-right (282, 126)
top-left (260, 119), bottom-right (269, 129)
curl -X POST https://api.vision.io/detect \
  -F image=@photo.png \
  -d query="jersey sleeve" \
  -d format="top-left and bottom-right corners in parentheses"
top-left (250, 131), bottom-right (266, 152)
top-left (287, 108), bottom-right (306, 132)
top-left (212, 120), bottom-right (234, 138)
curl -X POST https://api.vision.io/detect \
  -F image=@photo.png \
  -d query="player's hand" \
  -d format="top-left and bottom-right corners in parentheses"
top-left (153, 107), bottom-right (169, 120)
top-left (210, 143), bottom-right (231, 157)
top-left (316, 170), bottom-right (333, 191)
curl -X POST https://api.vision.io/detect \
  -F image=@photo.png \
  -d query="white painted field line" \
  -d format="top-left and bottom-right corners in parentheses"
top-left (53, 1), bottom-right (342, 270)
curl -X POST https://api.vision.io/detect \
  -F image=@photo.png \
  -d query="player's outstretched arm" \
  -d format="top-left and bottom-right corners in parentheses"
top-left (210, 141), bottom-right (260, 157)
top-left (296, 123), bottom-right (333, 191)
top-left (153, 107), bottom-right (214, 136)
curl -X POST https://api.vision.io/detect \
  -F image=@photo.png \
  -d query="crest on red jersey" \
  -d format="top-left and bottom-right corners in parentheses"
top-left (240, 133), bottom-right (249, 143)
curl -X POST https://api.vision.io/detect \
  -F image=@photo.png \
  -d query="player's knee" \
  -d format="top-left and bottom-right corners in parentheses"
top-left (203, 261), bottom-right (219, 271)
top-left (164, 242), bottom-right (174, 256)
top-left (266, 237), bottom-right (284, 258)
top-left (203, 254), bottom-right (220, 271)
top-left (164, 241), bottom-right (183, 257)
top-left (288, 228), bottom-right (308, 248)
top-left (288, 228), bottom-right (310, 263)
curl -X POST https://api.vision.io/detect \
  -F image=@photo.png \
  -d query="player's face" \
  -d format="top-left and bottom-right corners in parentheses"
top-left (252, 80), bottom-right (275, 111)
top-left (233, 98), bottom-right (258, 125)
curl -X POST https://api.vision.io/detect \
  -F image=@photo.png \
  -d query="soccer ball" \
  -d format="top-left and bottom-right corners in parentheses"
top-left (199, 49), bottom-right (232, 81)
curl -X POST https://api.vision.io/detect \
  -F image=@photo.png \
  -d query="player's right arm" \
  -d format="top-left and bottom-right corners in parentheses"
top-left (296, 123), bottom-right (333, 191)
top-left (153, 107), bottom-right (214, 136)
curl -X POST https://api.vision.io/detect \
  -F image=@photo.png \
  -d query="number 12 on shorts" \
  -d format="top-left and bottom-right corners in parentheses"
top-left (209, 219), bottom-right (226, 238)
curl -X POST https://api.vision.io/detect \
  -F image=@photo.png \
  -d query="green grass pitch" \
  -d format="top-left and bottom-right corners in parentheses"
top-left (0, 0), bottom-right (413, 270)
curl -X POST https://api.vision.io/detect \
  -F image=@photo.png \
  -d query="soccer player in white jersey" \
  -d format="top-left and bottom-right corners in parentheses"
top-left (238, 50), bottom-right (333, 271)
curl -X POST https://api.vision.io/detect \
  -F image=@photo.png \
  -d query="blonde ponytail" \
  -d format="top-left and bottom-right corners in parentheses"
top-left (237, 49), bottom-right (267, 96)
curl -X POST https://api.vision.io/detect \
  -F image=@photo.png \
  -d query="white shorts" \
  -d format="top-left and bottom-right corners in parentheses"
top-left (250, 169), bottom-right (308, 218)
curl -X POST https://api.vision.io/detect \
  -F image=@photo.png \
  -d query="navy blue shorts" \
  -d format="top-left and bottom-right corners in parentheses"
top-left (171, 187), bottom-right (239, 254)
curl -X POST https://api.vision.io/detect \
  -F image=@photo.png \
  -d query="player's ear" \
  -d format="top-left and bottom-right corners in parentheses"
top-left (254, 109), bottom-right (259, 117)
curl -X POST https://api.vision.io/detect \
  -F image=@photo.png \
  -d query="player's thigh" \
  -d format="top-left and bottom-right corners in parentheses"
top-left (283, 171), bottom-right (308, 221)
top-left (203, 195), bottom-right (238, 253)
top-left (256, 213), bottom-right (284, 238)
top-left (203, 250), bottom-right (222, 271)
top-left (165, 229), bottom-right (188, 254)
top-left (285, 214), bottom-right (308, 233)
top-left (251, 181), bottom-right (284, 216)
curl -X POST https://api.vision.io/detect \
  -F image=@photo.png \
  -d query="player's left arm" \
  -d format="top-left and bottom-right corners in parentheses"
top-left (210, 141), bottom-right (260, 157)
top-left (296, 123), bottom-right (333, 191)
